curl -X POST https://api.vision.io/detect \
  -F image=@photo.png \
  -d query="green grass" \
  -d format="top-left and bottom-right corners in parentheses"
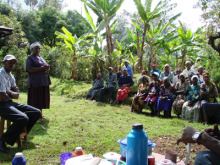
top-left (0, 76), bottom-right (208, 164)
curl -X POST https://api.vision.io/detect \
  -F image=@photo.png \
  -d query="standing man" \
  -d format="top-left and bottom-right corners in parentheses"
top-left (0, 55), bottom-right (41, 153)
top-left (121, 60), bottom-right (133, 77)
top-left (97, 67), bottom-right (117, 103)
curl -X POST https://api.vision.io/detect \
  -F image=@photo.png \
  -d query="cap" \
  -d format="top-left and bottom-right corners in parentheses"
top-left (108, 67), bottom-right (113, 71)
top-left (191, 75), bottom-right (198, 81)
top-left (196, 57), bottom-right (201, 61)
top-left (132, 123), bottom-right (143, 130)
top-left (124, 60), bottom-right (128, 63)
top-left (2, 55), bottom-right (17, 62)
top-left (185, 61), bottom-right (191, 65)
top-left (15, 152), bottom-right (23, 158)
top-left (152, 72), bottom-right (159, 77)
top-left (179, 73), bottom-right (185, 78)
top-left (152, 64), bottom-right (158, 67)
top-left (75, 147), bottom-right (83, 151)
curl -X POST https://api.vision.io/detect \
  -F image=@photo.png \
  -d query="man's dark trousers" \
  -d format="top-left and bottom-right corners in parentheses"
top-left (0, 100), bottom-right (41, 145)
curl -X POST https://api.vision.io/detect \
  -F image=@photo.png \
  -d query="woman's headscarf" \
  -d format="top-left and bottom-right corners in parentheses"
top-left (202, 72), bottom-right (210, 78)
top-left (191, 75), bottom-right (198, 81)
top-left (30, 42), bottom-right (41, 51)
top-left (142, 75), bottom-right (149, 82)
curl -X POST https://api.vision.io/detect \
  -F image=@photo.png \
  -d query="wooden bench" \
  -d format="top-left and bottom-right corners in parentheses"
top-left (0, 117), bottom-right (28, 147)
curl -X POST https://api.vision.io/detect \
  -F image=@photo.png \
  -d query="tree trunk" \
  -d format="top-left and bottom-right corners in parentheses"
top-left (148, 38), bottom-right (155, 72)
top-left (106, 24), bottom-right (114, 66)
top-left (137, 31), bottom-right (141, 72)
top-left (180, 47), bottom-right (187, 70)
top-left (138, 24), bottom-right (148, 72)
top-left (176, 51), bottom-right (178, 68)
top-left (72, 50), bottom-right (77, 80)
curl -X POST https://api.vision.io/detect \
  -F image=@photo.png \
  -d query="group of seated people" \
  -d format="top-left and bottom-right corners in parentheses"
top-left (86, 59), bottom-right (220, 124)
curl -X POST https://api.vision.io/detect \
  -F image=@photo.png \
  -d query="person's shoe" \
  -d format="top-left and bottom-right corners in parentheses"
top-left (0, 139), bottom-right (9, 153)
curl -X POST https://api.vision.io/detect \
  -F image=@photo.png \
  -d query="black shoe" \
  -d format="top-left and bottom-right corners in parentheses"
top-left (0, 138), bottom-right (9, 153)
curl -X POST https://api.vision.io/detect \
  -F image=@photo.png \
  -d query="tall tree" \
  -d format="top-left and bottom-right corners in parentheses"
top-left (39, 7), bottom-right (65, 47)
top-left (197, 0), bottom-right (220, 35)
top-left (65, 10), bottom-right (89, 38)
top-left (80, 0), bottom-right (124, 66)
top-left (18, 11), bottom-right (41, 44)
top-left (24, 0), bottom-right (38, 9)
top-left (38, 0), bottom-right (64, 11)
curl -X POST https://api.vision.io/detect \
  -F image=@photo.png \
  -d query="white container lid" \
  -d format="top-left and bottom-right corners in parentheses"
top-left (75, 147), bottom-right (83, 151)
top-left (15, 152), bottom-right (23, 158)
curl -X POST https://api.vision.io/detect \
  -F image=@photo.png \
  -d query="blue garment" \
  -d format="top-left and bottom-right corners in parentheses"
top-left (150, 69), bottom-right (160, 76)
top-left (186, 84), bottom-right (200, 102)
top-left (195, 151), bottom-right (220, 165)
top-left (121, 65), bottom-right (133, 77)
top-left (118, 75), bottom-right (134, 88)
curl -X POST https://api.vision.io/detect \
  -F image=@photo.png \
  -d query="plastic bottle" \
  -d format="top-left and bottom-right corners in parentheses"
top-left (73, 147), bottom-right (85, 157)
top-left (126, 123), bottom-right (148, 165)
top-left (12, 152), bottom-right (26, 165)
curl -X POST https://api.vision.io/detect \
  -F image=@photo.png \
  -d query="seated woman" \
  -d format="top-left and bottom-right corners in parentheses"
top-left (145, 72), bottom-right (162, 115)
top-left (86, 72), bottom-right (104, 100)
top-left (200, 72), bottom-right (220, 124)
top-left (172, 73), bottom-right (189, 118)
top-left (157, 77), bottom-right (176, 118)
top-left (131, 75), bottom-right (149, 113)
top-left (116, 68), bottom-right (134, 104)
top-left (137, 70), bottom-right (150, 87)
top-left (182, 75), bottom-right (200, 122)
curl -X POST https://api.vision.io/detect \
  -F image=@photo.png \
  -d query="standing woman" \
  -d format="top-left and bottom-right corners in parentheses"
top-left (26, 42), bottom-right (51, 118)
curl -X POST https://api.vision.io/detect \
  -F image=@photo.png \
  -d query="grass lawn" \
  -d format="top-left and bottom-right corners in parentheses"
top-left (0, 76), bottom-right (208, 164)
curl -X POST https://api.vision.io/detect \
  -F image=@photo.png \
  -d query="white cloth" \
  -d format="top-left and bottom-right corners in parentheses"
top-left (66, 154), bottom-right (113, 165)
top-left (181, 68), bottom-right (195, 78)
top-left (181, 101), bottom-right (201, 123)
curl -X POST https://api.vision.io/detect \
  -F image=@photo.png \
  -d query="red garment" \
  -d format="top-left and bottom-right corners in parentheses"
top-left (117, 87), bottom-right (131, 101)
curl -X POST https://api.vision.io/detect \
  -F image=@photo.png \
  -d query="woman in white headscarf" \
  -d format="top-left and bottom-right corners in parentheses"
top-left (181, 75), bottom-right (200, 122)
top-left (26, 42), bottom-right (51, 118)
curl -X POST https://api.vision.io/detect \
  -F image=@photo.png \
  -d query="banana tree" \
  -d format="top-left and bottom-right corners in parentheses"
top-left (173, 21), bottom-right (204, 69)
top-left (80, 0), bottom-right (124, 65)
top-left (55, 27), bottom-right (90, 80)
top-left (133, 0), bottom-right (165, 72)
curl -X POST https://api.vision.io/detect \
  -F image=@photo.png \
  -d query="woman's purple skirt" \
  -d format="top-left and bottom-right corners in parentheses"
top-left (28, 86), bottom-right (50, 109)
top-left (157, 98), bottom-right (173, 111)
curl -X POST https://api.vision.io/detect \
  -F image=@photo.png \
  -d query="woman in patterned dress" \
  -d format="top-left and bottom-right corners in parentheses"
top-left (182, 75), bottom-right (200, 122)
top-left (131, 75), bottom-right (149, 113)
top-left (172, 73), bottom-right (189, 118)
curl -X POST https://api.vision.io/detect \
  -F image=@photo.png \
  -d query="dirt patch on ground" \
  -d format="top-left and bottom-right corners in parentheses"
top-left (152, 136), bottom-right (207, 164)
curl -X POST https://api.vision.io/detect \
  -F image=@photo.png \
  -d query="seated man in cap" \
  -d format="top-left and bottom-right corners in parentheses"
top-left (97, 67), bottom-right (117, 103)
top-left (159, 64), bottom-right (174, 83)
top-left (0, 55), bottom-right (41, 153)
top-left (181, 61), bottom-right (195, 78)
top-left (150, 64), bottom-right (160, 77)
top-left (121, 60), bottom-right (133, 77)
